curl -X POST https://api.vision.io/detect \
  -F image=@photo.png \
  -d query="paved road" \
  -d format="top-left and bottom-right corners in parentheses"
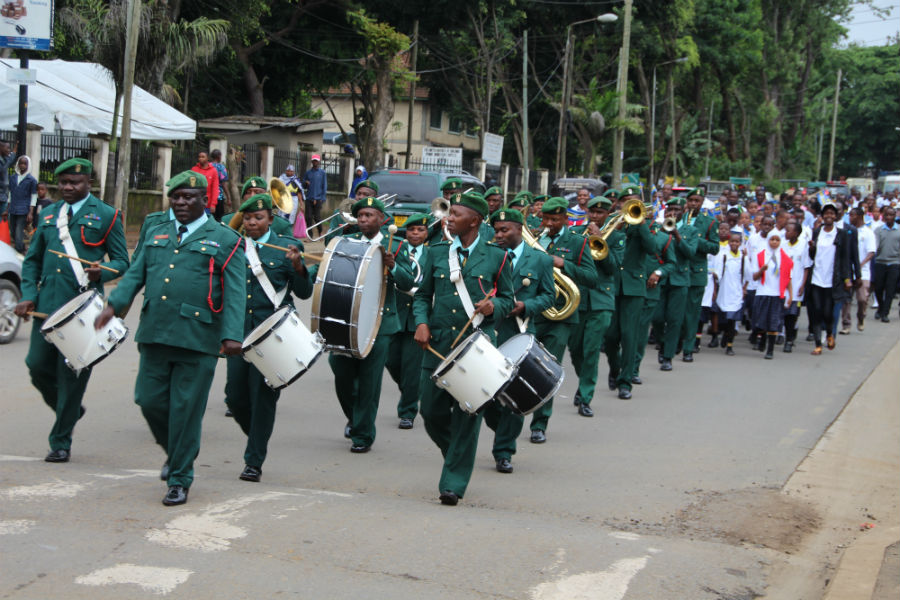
top-left (1, 290), bottom-right (897, 599)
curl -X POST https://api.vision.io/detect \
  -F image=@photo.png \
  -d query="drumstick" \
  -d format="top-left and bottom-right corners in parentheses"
top-left (450, 289), bottom-right (496, 349)
top-left (48, 249), bottom-right (119, 273)
top-left (384, 224), bottom-right (398, 275)
top-left (256, 241), bottom-right (324, 262)
top-left (425, 344), bottom-right (446, 361)
top-left (27, 311), bottom-right (48, 319)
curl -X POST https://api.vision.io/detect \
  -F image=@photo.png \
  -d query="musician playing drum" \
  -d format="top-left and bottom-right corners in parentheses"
top-left (412, 191), bottom-right (514, 506)
top-left (14, 157), bottom-right (129, 463)
top-left (222, 177), bottom-right (293, 236)
top-left (224, 193), bottom-right (312, 483)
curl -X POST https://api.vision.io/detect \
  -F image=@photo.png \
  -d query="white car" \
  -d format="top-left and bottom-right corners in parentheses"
top-left (0, 239), bottom-right (23, 344)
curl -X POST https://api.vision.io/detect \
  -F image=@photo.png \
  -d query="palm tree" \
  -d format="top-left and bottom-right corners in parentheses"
top-left (568, 78), bottom-right (644, 176)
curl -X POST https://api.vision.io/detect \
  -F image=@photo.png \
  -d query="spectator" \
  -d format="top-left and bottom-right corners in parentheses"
top-left (279, 164), bottom-right (307, 236)
top-left (191, 150), bottom-right (220, 217)
top-left (873, 206), bottom-right (899, 323)
top-left (0, 140), bottom-right (18, 216)
top-left (303, 154), bottom-right (327, 237)
top-left (807, 202), bottom-right (852, 355)
top-left (31, 181), bottom-right (51, 224)
top-left (210, 149), bottom-right (231, 219)
top-left (4, 155), bottom-right (37, 253)
top-left (842, 207), bottom-right (875, 332)
top-left (349, 165), bottom-right (368, 198)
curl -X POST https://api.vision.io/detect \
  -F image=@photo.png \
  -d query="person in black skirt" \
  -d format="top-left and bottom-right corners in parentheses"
top-left (751, 233), bottom-right (793, 359)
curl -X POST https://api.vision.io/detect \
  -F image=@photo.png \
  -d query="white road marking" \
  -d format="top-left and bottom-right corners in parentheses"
top-left (530, 556), bottom-right (650, 600)
top-left (0, 454), bottom-right (41, 462)
top-left (3, 481), bottom-right (86, 499)
top-left (777, 427), bottom-right (808, 448)
top-left (75, 564), bottom-right (192, 595)
top-left (609, 531), bottom-right (641, 541)
top-left (0, 519), bottom-right (35, 534)
top-left (90, 469), bottom-right (159, 480)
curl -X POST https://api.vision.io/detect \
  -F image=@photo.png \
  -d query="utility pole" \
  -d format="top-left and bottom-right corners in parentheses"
top-left (668, 68), bottom-right (677, 183)
top-left (703, 99), bottom-right (714, 179)
top-left (404, 19), bottom-right (419, 169)
top-left (611, 0), bottom-right (633, 187)
top-left (554, 29), bottom-right (573, 178)
top-left (113, 0), bottom-right (141, 213)
top-left (815, 97), bottom-right (826, 180)
top-left (522, 30), bottom-right (529, 190)
top-left (827, 68), bottom-right (841, 182)
top-left (15, 51), bottom-right (27, 155)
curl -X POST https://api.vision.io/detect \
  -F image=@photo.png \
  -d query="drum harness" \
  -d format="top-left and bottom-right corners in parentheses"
top-left (56, 204), bottom-right (91, 292)
top-left (448, 245), bottom-right (508, 332)
top-left (244, 238), bottom-right (288, 307)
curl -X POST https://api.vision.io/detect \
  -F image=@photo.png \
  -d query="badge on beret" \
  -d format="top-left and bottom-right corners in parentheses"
top-left (257, 199), bottom-right (263, 210)
top-left (189, 176), bottom-right (197, 186)
top-left (500, 211), bottom-right (506, 220)
top-left (75, 163), bottom-right (81, 173)
top-left (368, 198), bottom-right (373, 206)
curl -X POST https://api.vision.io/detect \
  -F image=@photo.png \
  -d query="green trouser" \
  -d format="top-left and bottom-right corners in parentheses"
top-left (659, 285), bottom-right (689, 359)
top-left (568, 309), bottom-right (613, 405)
top-left (634, 298), bottom-right (659, 376)
top-left (25, 321), bottom-right (92, 451)
top-left (680, 285), bottom-right (705, 354)
top-left (605, 295), bottom-right (645, 391)
top-left (328, 334), bottom-right (390, 448)
top-left (482, 326), bottom-right (525, 461)
top-left (135, 344), bottom-right (218, 489)
top-left (385, 330), bottom-right (422, 420)
top-left (530, 321), bottom-right (572, 432)
top-left (224, 356), bottom-right (280, 469)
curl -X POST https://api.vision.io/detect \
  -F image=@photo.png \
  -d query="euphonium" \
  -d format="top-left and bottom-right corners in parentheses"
top-left (522, 226), bottom-right (580, 321)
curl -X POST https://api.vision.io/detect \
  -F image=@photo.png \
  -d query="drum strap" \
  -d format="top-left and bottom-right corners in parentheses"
top-left (56, 204), bottom-right (89, 289)
top-left (448, 247), bottom-right (485, 329)
top-left (244, 238), bottom-right (288, 307)
top-left (516, 316), bottom-right (529, 333)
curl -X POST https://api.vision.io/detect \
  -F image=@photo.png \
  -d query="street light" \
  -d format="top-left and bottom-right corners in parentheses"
top-left (650, 56), bottom-right (688, 189)
top-left (555, 13), bottom-right (618, 178)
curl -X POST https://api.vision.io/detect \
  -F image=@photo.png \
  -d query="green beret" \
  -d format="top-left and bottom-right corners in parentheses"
top-left (453, 190), bottom-right (489, 218)
top-left (668, 196), bottom-right (686, 207)
top-left (588, 197), bottom-right (612, 210)
top-left (533, 194), bottom-right (549, 203)
top-left (352, 195), bottom-right (386, 216)
top-left (404, 212), bottom-right (431, 228)
top-left (515, 190), bottom-right (534, 201)
top-left (356, 179), bottom-right (379, 194)
top-left (240, 193), bottom-right (273, 213)
top-left (686, 187), bottom-right (705, 198)
top-left (507, 196), bottom-right (529, 208)
top-left (602, 189), bottom-right (619, 199)
top-left (54, 157), bottom-right (93, 176)
top-left (485, 186), bottom-right (503, 197)
top-left (440, 177), bottom-right (463, 192)
top-left (620, 184), bottom-right (641, 198)
top-left (166, 170), bottom-right (207, 193)
top-left (490, 208), bottom-right (524, 225)
top-left (242, 176), bottom-right (267, 196)
top-left (541, 197), bottom-right (568, 215)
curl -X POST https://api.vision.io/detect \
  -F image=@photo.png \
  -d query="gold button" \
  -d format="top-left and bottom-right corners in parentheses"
top-left (385, 307), bottom-right (390, 311)
top-left (247, 294), bottom-right (252, 299)
top-left (161, 295), bottom-right (167, 300)
top-left (247, 279), bottom-right (251, 283)
top-left (169, 264), bottom-right (175, 269)
top-left (269, 262), bottom-right (275, 266)
top-left (248, 309), bottom-right (253, 314)
top-left (452, 309), bottom-right (456, 313)
top-left (174, 249), bottom-right (179, 254)
top-left (56, 268), bottom-right (61, 272)
top-left (453, 292), bottom-right (458, 296)
top-left (153, 240), bottom-right (158, 245)
top-left (440, 274), bottom-right (444, 278)
top-left (194, 312), bottom-right (200, 316)
top-left (451, 326), bottom-right (456, 330)
top-left (164, 278), bottom-right (170, 283)
top-left (201, 247), bottom-right (206, 252)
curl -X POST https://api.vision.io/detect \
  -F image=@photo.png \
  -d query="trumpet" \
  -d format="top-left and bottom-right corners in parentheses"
top-left (584, 198), bottom-right (647, 261)
top-left (522, 226), bottom-right (580, 320)
top-left (306, 194), bottom-right (397, 241)
top-left (228, 177), bottom-right (296, 233)
top-left (662, 216), bottom-right (678, 232)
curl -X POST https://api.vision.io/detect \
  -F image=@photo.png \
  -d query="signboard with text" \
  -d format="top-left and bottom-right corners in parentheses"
top-left (421, 146), bottom-right (462, 170)
top-left (481, 132), bottom-right (504, 166)
top-left (0, 0), bottom-right (53, 51)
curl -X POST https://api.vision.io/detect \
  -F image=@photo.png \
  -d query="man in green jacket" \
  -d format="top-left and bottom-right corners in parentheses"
top-left (15, 157), bottom-right (130, 462)
top-left (633, 216), bottom-right (676, 383)
top-left (680, 187), bottom-right (720, 361)
top-left (96, 170), bottom-right (246, 506)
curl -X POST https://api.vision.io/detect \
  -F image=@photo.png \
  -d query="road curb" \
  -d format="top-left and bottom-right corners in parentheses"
top-left (823, 526), bottom-right (900, 600)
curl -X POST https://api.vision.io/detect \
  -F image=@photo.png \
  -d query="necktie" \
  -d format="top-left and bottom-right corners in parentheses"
top-left (177, 224), bottom-right (188, 244)
top-left (410, 247), bottom-right (417, 258)
top-left (457, 248), bottom-right (469, 267)
top-left (67, 206), bottom-right (73, 220)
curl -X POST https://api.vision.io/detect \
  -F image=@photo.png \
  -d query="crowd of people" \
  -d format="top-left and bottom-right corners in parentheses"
top-left (8, 147), bottom-right (900, 509)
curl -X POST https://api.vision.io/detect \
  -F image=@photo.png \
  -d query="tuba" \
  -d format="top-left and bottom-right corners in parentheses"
top-left (522, 226), bottom-right (580, 321)
top-left (227, 178), bottom-right (295, 233)
top-left (585, 198), bottom-right (646, 261)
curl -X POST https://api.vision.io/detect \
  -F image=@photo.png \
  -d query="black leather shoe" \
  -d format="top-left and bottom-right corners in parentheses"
top-left (882, 316), bottom-right (891, 323)
top-left (578, 404), bottom-right (594, 417)
top-left (721, 336), bottom-right (728, 348)
top-left (805, 333), bottom-right (815, 342)
top-left (350, 444), bottom-right (371, 453)
top-left (343, 422), bottom-right (351, 439)
top-left (783, 342), bottom-right (793, 353)
top-left (725, 346), bottom-right (735, 355)
top-left (573, 391), bottom-right (582, 406)
top-left (495, 458), bottom-right (513, 473)
top-left (162, 485), bottom-right (188, 506)
top-left (239, 465), bottom-right (262, 482)
top-left (660, 359), bottom-right (672, 371)
top-left (682, 352), bottom-right (694, 363)
top-left (44, 449), bottom-right (70, 463)
top-left (439, 490), bottom-right (459, 506)
top-left (160, 463), bottom-right (169, 481)
top-left (631, 375), bottom-right (642, 385)
top-left (607, 376), bottom-right (616, 391)
top-left (78, 406), bottom-right (86, 420)
top-left (707, 335), bottom-right (719, 348)
top-left (765, 349), bottom-right (774, 359)
top-left (776, 335), bottom-right (785, 344)
top-left (617, 387), bottom-right (632, 400)
top-left (225, 408), bottom-right (233, 417)
top-left (657, 352), bottom-right (664, 364)
top-left (398, 418), bottom-right (414, 430)
top-left (530, 430), bottom-right (546, 444)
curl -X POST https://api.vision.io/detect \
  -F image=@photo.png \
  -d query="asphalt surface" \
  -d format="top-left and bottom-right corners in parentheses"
top-left (1, 290), bottom-right (897, 599)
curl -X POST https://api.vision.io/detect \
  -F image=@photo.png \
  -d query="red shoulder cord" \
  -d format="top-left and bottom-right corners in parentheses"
top-left (480, 248), bottom-right (508, 297)
top-left (659, 236), bottom-right (672, 264)
top-left (392, 238), bottom-right (404, 257)
top-left (577, 236), bottom-right (587, 265)
top-left (80, 209), bottom-right (120, 247)
top-left (208, 237), bottom-right (243, 313)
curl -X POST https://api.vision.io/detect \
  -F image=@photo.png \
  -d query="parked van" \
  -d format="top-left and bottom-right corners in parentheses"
top-left (876, 174), bottom-right (900, 195)
top-left (846, 177), bottom-right (874, 196)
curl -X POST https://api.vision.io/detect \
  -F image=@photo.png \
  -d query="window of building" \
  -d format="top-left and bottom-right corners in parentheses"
top-left (429, 107), bottom-right (442, 130)
top-left (448, 116), bottom-right (463, 135)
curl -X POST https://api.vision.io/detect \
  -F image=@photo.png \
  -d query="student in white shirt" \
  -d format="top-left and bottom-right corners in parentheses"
top-left (703, 222), bottom-right (731, 348)
top-left (751, 233), bottom-right (793, 359)
top-left (781, 222), bottom-right (811, 352)
top-left (714, 231), bottom-right (748, 355)
top-left (807, 203), bottom-right (853, 355)
top-left (841, 207), bottom-right (876, 332)
top-left (744, 215), bottom-right (774, 348)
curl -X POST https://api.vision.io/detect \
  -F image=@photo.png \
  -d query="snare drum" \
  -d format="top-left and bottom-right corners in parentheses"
top-left (496, 333), bottom-right (564, 415)
top-left (311, 237), bottom-right (386, 358)
top-left (241, 305), bottom-right (324, 390)
top-left (431, 330), bottom-right (514, 414)
top-left (40, 290), bottom-right (128, 372)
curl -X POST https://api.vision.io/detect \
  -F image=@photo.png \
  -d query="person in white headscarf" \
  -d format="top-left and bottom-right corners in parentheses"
top-left (350, 165), bottom-right (368, 198)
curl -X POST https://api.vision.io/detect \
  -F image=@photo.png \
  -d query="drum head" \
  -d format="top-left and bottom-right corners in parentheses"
top-left (433, 330), bottom-right (486, 379)
top-left (41, 290), bottom-right (98, 332)
top-left (352, 242), bottom-right (385, 357)
top-left (498, 333), bottom-right (535, 365)
top-left (242, 305), bottom-right (293, 351)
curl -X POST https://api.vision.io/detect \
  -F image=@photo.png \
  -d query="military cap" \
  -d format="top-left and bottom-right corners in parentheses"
top-left (404, 212), bottom-right (431, 228)
top-left (686, 187), bottom-right (705, 198)
top-left (490, 208), bottom-right (524, 225)
top-left (668, 196), bottom-right (686, 207)
top-left (242, 176), bottom-right (267, 196)
top-left (587, 196), bottom-right (612, 210)
top-left (356, 178), bottom-right (379, 194)
top-left (507, 194), bottom-right (530, 208)
top-left (541, 197), bottom-right (569, 215)
top-left (602, 189), bottom-right (619, 199)
top-left (240, 193), bottom-right (273, 213)
top-left (484, 186), bottom-right (503, 197)
top-left (532, 194), bottom-right (549, 204)
top-left (166, 170), bottom-right (207, 193)
top-left (54, 157), bottom-right (93, 176)
top-left (620, 184), bottom-right (641, 198)
top-left (440, 177), bottom-right (464, 192)
top-left (352, 195), bottom-right (386, 216)
top-left (514, 190), bottom-right (534, 201)
top-left (453, 190), bottom-right (489, 218)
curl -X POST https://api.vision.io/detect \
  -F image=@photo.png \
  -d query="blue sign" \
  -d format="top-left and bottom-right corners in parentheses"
top-left (0, 0), bottom-right (53, 51)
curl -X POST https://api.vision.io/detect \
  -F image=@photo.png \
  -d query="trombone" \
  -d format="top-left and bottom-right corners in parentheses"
top-left (585, 198), bottom-right (646, 261)
top-left (306, 193), bottom-right (397, 241)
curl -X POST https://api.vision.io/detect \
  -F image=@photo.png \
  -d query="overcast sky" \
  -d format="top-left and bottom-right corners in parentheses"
top-left (838, 1), bottom-right (898, 47)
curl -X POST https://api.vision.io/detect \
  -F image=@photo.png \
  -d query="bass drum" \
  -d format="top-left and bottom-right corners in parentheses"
top-left (310, 237), bottom-right (386, 358)
top-left (496, 333), bottom-right (564, 415)
top-left (431, 330), bottom-right (515, 414)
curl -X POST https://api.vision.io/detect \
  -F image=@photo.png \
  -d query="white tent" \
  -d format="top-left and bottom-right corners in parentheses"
top-left (0, 59), bottom-right (196, 140)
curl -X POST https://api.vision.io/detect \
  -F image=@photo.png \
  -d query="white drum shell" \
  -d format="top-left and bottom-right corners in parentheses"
top-left (432, 330), bottom-right (513, 414)
top-left (242, 306), bottom-right (324, 390)
top-left (40, 290), bottom-right (129, 372)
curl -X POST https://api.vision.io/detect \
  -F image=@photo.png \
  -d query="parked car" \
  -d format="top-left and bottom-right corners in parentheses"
top-left (0, 240), bottom-right (23, 344)
top-left (368, 170), bottom-right (484, 228)
top-left (701, 180), bottom-right (733, 201)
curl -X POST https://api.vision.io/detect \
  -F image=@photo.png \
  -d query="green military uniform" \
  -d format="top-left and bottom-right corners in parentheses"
top-left (224, 195), bottom-right (313, 472)
top-left (106, 171), bottom-right (245, 490)
top-left (530, 198), bottom-right (599, 434)
top-left (413, 194), bottom-right (514, 499)
top-left (655, 201), bottom-right (698, 363)
top-left (21, 158), bottom-right (130, 454)
top-left (222, 211), bottom-right (293, 236)
top-left (568, 202), bottom-right (619, 406)
top-left (526, 194), bottom-right (547, 231)
top-left (680, 191), bottom-right (720, 356)
top-left (134, 208), bottom-right (174, 258)
top-left (634, 221), bottom-right (676, 377)
top-left (483, 210), bottom-right (554, 463)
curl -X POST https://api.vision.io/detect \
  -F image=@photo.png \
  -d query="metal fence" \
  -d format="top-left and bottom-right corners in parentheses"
top-left (171, 141), bottom-right (204, 175)
top-left (508, 167), bottom-right (541, 194)
top-left (129, 141), bottom-right (156, 190)
top-left (40, 133), bottom-right (94, 184)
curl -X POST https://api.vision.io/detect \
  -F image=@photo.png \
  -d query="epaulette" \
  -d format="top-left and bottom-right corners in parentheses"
top-left (432, 240), bottom-right (451, 247)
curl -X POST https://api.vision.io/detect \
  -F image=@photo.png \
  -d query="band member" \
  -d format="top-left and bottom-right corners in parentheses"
top-left (484, 208), bottom-right (554, 473)
top-left (224, 193), bottom-right (312, 482)
top-left (96, 170), bottom-right (245, 506)
top-left (386, 212), bottom-right (430, 429)
top-left (603, 185), bottom-right (656, 399)
top-left (479, 187), bottom-right (502, 241)
top-left (222, 177), bottom-right (293, 236)
top-left (324, 178), bottom-right (380, 243)
top-left (508, 191), bottom-right (533, 222)
top-left (568, 196), bottom-right (618, 416)
top-left (633, 209), bottom-right (676, 381)
top-left (529, 197), bottom-right (598, 441)
top-left (680, 187), bottom-right (720, 361)
top-left (441, 177), bottom-right (464, 201)
top-left (527, 195), bottom-right (547, 230)
top-left (134, 202), bottom-right (174, 259)
top-left (314, 195), bottom-right (414, 452)
top-left (413, 191), bottom-right (514, 505)
top-left (14, 157), bottom-right (129, 462)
